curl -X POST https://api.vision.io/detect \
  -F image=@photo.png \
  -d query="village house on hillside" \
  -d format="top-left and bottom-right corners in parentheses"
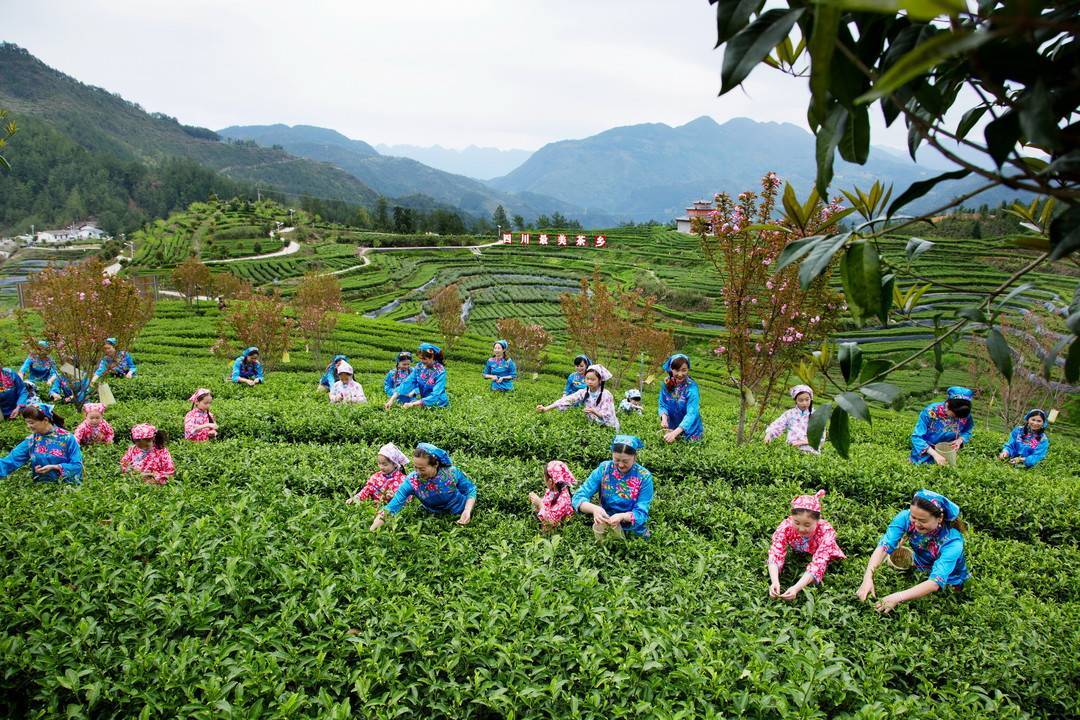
top-left (14, 222), bottom-right (109, 246)
top-left (675, 200), bottom-right (713, 234)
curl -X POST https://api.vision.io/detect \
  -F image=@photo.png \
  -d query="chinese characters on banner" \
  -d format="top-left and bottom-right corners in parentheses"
top-left (501, 233), bottom-right (607, 248)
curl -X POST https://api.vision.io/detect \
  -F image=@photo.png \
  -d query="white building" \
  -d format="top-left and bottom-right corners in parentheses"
top-left (675, 200), bottom-right (714, 234)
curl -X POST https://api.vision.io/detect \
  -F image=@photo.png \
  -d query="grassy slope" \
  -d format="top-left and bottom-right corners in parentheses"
top-left (0, 306), bottom-right (1077, 718)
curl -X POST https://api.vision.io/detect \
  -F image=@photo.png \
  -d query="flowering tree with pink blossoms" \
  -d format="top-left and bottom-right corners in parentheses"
top-left (696, 172), bottom-right (850, 442)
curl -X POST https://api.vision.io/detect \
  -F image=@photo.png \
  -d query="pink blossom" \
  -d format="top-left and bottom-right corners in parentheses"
top-left (78, 292), bottom-right (85, 301)
top-left (765, 281), bottom-right (773, 290)
top-left (755, 343), bottom-right (762, 352)
top-left (716, 345), bottom-right (727, 354)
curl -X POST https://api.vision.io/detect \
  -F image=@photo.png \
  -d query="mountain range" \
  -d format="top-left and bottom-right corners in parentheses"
top-left (374, 144), bottom-right (533, 180)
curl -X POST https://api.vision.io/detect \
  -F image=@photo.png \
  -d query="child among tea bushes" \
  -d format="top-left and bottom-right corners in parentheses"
top-left (529, 460), bottom-right (576, 529)
top-left (74, 403), bottom-right (114, 446)
top-left (120, 424), bottom-right (175, 485)
top-left (658, 354), bottom-right (703, 443)
top-left (764, 385), bottom-right (821, 453)
top-left (998, 408), bottom-right (1050, 468)
top-left (0, 404), bottom-right (82, 485)
top-left (482, 340), bottom-right (517, 392)
top-left (91, 338), bottom-right (137, 384)
top-left (620, 388), bottom-right (643, 415)
top-left (328, 362), bottom-right (367, 404)
top-left (18, 340), bottom-right (57, 384)
top-left (320, 354), bottom-right (350, 392)
top-left (857, 489), bottom-right (969, 613)
top-left (184, 389), bottom-right (218, 441)
top-left (370, 443), bottom-right (476, 529)
top-left (383, 351), bottom-right (417, 403)
top-left (767, 490), bottom-right (846, 600)
top-left (563, 355), bottom-right (591, 400)
top-left (385, 343), bottom-right (448, 409)
top-left (348, 443), bottom-right (409, 505)
top-left (538, 364), bottom-right (619, 430)
top-left (573, 435), bottom-right (654, 539)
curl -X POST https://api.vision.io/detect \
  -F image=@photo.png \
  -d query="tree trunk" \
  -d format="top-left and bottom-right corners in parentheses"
top-left (736, 395), bottom-right (748, 444)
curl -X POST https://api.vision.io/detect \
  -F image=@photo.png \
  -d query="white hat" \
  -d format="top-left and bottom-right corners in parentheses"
top-left (378, 443), bottom-right (409, 468)
top-left (337, 361), bottom-right (355, 376)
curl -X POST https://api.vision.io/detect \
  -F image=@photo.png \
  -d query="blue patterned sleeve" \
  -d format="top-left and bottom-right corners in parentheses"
top-left (254, 362), bottom-right (263, 382)
top-left (657, 386), bottom-right (671, 420)
top-left (126, 353), bottom-right (137, 376)
top-left (505, 359), bottom-right (517, 379)
top-left (18, 357), bottom-right (32, 377)
top-left (1001, 427), bottom-right (1021, 456)
top-left (572, 464), bottom-right (604, 512)
top-left (563, 374), bottom-right (576, 396)
top-left (58, 435), bottom-right (83, 483)
top-left (482, 359), bottom-right (494, 377)
top-left (455, 468), bottom-right (477, 500)
top-left (383, 370), bottom-right (395, 397)
top-left (677, 383), bottom-right (701, 433)
top-left (421, 369), bottom-right (448, 407)
top-left (878, 510), bottom-right (909, 553)
top-left (384, 475), bottom-right (417, 515)
top-left (0, 437), bottom-right (32, 479)
top-left (230, 358), bottom-right (243, 383)
top-left (631, 469), bottom-right (654, 527)
top-left (958, 417), bottom-right (973, 445)
top-left (1025, 435), bottom-right (1049, 467)
top-left (910, 407), bottom-right (932, 457)
top-left (395, 368), bottom-right (419, 399)
top-left (928, 532), bottom-right (964, 588)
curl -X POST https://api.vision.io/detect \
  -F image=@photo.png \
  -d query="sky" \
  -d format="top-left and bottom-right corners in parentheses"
top-left (4, 0), bottom-right (918, 152)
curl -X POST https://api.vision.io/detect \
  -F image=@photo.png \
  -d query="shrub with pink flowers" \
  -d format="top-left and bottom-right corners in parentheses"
top-left (696, 173), bottom-right (849, 442)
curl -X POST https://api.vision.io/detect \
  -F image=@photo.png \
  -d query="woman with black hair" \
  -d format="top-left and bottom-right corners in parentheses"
top-left (909, 387), bottom-right (974, 465)
top-left (563, 355), bottom-right (591, 398)
top-left (857, 490), bottom-right (969, 613)
top-left (658, 354), bottom-right (703, 443)
top-left (369, 443), bottom-right (476, 530)
top-left (538, 364), bottom-right (619, 430)
top-left (999, 408), bottom-right (1050, 468)
top-left (383, 351), bottom-right (417, 403)
top-left (385, 343), bottom-right (448, 409)
top-left (572, 435), bottom-right (654, 539)
top-left (0, 403), bottom-right (82, 485)
top-left (482, 340), bottom-right (517, 392)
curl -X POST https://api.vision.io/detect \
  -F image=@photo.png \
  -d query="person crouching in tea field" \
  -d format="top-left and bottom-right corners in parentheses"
top-left (537, 364), bottom-right (619, 430)
top-left (767, 490), bottom-right (846, 600)
top-left (563, 355), bottom-right (591, 402)
top-left (120, 424), bottom-right (175, 485)
top-left (91, 338), bottom-right (137, 385)
top-left (184, 389), bottom-right (218, 442)
top-left (0, 368), bottom-right (29, 420)
top-left (482, 339), bottom-right (517, 392)
top-left (573, 435), bottom-right (654, 539)
top-left (658, 354), bottom-right (702, 443)
top-left (764, 385), bottom-right (823, 453)
top-left (857, 490), bottom-right (969, 613)
top-left (529, 460), bottom-right (576, 530)
top-left (620, 388), bottom-right (644, 415)
top-left (49, 371), bottom-right (87, 405)
top-left (370, 443), bottom-right (476, 529)
top-left (74, 403), bottom-right (114, 446)
top-left (347, 442), bottom-right (409, 505)
top-left (231, 347), bottom-right (264, 386)
top-left (329, 361), bottom-right (367, 404)
top-left (18, 340), bottom-right (57, 384)
top-left (383, 351), bottom-right (418, 404)
top-left (998, 408), bottom-right (1050, 468)
top-left (319, 354), bottom-right (350, 392)
top-left (0, 404), bottom-right (82, 485)
top-left (910, 387), bottom-right (974, 465)
top-left (385, 343), bottom-right (448, 409)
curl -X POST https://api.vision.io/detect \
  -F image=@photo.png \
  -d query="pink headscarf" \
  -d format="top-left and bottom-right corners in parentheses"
top-left (82, 403), bottom-right (106, 415)
top-left (188, 388), bottom-right (212, 404)
top-left (546, 460), bottom-right (576, 489)
top-left (791, 489), bottom-right (826, 513)
top-left (378, 443), bottom-right (409, 469)
top-left (131, 423), bottom-right (157, 440)
top-left (586, 364), bottom-right (612, 382)
top-left (790, 384), bottom-right (814, 401)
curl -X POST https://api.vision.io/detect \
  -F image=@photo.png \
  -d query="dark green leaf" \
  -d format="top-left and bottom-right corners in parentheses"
top-left (838, 342), bottom-right (863, 384)
top-left (856, 31), bottom-right (992, 104)
top-left (821, 0), bottom-right (965, 20)
top-left (859, 359), bottom-right (891, 382)
top-left (879, 273), bottom-right (895, 325)
top-left (904, 237), bottom-right (935, 261)
top-left (775, 235), bottom-right (824, 273)
top-left (1067, 338), bottom-right (1080, 384)
top-left (808, 4), bottom-right (842, 130)
top-left (932, 314), bottom-right (945, 374)
top-left (839, 241), bottom-right (883, 323)
top-left (958, 306), bottom-right (987, 323)
top-left (816, 104), bottom-right (847, 197)
top-left (984, 111), bottom-right (1021, 168)
top-left (995, 283), bottom-right (1034, 313)
top-left (1042, 335), bottom-right (1071, 380)
top-left (986, 328), bottom-right (1013, 382)
top-left (1048, 203), bottom-right (1080, 261)
top-left (860, 382), bottom-right (902, 404)
top-left (713, 0), bottom-right (766, 47)
top-left (829, 406), bottom-right (851, 458)
top-left (836, 391), bottom-right (871, 424)
top-left (839, 104), bottom-right (871, 164)
top-left (800, 232), bottom-right (850, 289)
top-left (721, 8), bottom-right (805, 94)
top-left (1019, 81), bottom-right (1061, 150)
top-left (1066, 310), bottom-right (1080, 336)
top-left (888, 169), bottom-right (970, 218)
top-left (807, 402), bottom-right (833, 451)
top-left (955, 105), bottom-right (988, 140)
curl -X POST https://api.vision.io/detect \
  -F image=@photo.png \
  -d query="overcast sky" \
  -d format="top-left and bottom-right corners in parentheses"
top-left (5, 0), bottom-right (915, 151)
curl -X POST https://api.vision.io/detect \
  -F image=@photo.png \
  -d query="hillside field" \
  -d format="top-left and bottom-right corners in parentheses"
top-left (0, 306), bottom-right (1077, 718)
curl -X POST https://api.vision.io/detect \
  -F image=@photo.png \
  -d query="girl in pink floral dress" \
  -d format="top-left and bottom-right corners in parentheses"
top-left (529, 460), bottom-right (576, 529)
top-left (767, 489), bottom-right (846, 600)
top-left (347, 443), bottom-right (409, 505)
top-left (120, 423), bottom-right (175, 485)
top-left (764, 385), bottom-right (823, 453)
top-left (537, 364), bottom-right (619, 431)
top-left (74, 403), bottom-right (114, 446)
top-left (184, 388), bottom-right (218, 442)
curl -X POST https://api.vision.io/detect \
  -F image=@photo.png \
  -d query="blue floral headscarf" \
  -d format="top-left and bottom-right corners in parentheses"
top-left (913, 489), bottom-right (960, 521)
top-left (415, 442), bottom-right (452, 467)
top-left (946, 386), bottom-right (973, 401)
top-left (662, 354), bottom-right (691, 373)
top-left (612, 434), bottom-right (644, 453)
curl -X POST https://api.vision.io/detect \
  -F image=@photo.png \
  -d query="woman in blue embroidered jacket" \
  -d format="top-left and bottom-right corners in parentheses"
top-left (385, 343), bottom-right (448, 409)
top-left (19, 340), bottom-right (57, 384)
top-left (319, 354), bottom-right (349, 391)
top-left (658, 354), bottom-right (703, 443)
top-left (909, 386), bottom-right (974, 464)
top-left (91, 338), bottom-right (137, 386)
top-left (999, 408), bottom-right (1050, 468)
top-left (231, 347), bottom-right (264, 386)
top-left (573, 435), bottom-right (655, 539)
top-left (482, 340), bottom-right (517, 392)
top-left (562, 355), bottom-right (590, 402)
top-left (0, 368), bottom-right (29, 420)
top-left (383, 351), bottom-right (417, 403)
top-left (0, 404), bottom-right (83, 485)
top-left (370, 443), bottom-right (476, 530)
top-left (49, 372), bottom-right (88, 405)
top-left (857, 490), bottom-right (969, 613)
